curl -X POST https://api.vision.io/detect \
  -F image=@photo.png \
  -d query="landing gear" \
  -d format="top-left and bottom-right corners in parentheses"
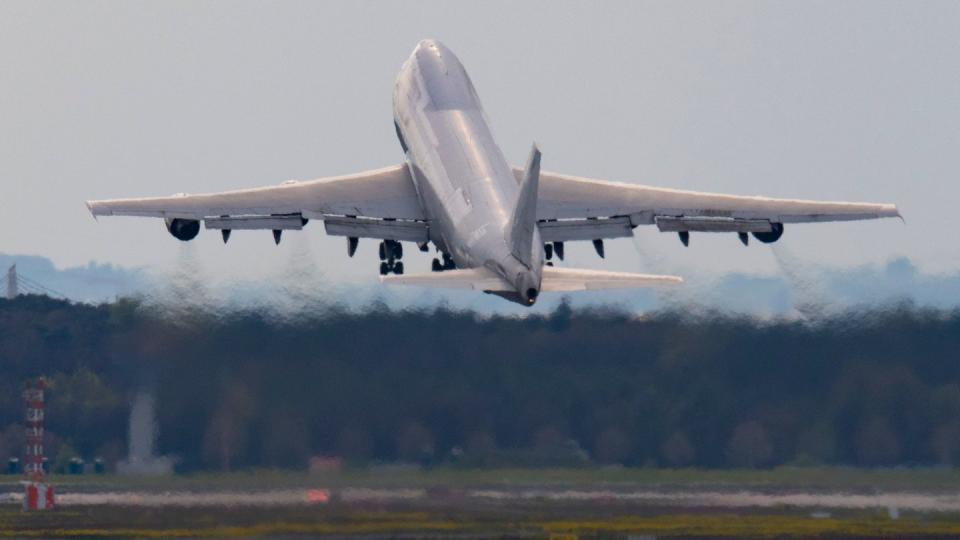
top-left (442, 252), bottom-right (456, 270)
top-left (378, 240), bottom-right (405, 275)
top-left (544, 243), bottom-right (553, 260)
top-left (431, 253), bottom-right (457, 272)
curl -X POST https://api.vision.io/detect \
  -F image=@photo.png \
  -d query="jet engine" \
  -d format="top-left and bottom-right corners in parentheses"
top-left (164, 218), bottom-right (200, 241)
top-left (752, 222), bottom-right (784, 244)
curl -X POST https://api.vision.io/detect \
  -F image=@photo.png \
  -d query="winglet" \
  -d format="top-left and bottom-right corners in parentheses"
top-left (509, 143), bottom-right (541, 266)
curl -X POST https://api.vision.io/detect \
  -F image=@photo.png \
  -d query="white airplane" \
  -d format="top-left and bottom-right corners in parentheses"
top-left (87, 40), bottom-right (900, 306)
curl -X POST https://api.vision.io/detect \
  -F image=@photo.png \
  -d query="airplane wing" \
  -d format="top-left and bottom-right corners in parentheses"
top-left (514, 168), bottom-right (900, 243)
top-left (381, 266), bottom-right (682, 292)
top-left (87, 164), bottom-right (428, 242)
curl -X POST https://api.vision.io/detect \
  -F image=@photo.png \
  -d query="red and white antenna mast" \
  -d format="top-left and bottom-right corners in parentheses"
top-left (22, 378), bottom-right (54, 511)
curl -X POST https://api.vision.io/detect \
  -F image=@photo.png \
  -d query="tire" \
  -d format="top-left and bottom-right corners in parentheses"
top-left (394, 242), bottom-right (403, 259)
top-left (379, 262), bottom-right (389, 275)
top-left (378, 242), bottom-right (386, 261)
top-left (432, 259), bottom-right (442, 272)
top-left (394, 262), bottom-right (404, 275)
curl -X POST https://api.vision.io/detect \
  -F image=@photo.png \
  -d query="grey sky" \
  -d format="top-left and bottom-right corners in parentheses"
top-left (1, 1), bottom-right (957, 287)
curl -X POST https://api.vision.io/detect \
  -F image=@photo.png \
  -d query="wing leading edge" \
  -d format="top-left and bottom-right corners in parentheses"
top-left (87, 164), bottom-right (425, 222)
top-left (513, 168), bottom-right (900, 242)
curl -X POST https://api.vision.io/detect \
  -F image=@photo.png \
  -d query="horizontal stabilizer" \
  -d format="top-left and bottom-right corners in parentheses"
top-left (541, 267), bottom-right (683, 291)
top-left (381, 268), bottom-right (513, 291)
top-left (382, 266), bottom-right (683, 293)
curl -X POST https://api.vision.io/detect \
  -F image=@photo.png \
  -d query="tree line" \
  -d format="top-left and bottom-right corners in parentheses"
top-left (1, 294), bottom-right (959, 471)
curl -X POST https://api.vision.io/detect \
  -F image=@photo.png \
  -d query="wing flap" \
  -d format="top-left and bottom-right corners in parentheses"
top-left (538, 217), bottom-right (634, 242)
top-left (324, 216), bottom-right (429, 243)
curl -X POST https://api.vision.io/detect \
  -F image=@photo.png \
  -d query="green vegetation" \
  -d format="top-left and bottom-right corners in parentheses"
top-left (2, 295), bottom-right (960, 472)
top-left (1, 505), bottom-right (960, 538)
top-left (3, 466), bottom-right (960, 491)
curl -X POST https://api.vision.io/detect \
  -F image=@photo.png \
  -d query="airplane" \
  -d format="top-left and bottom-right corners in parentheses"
top-left (87, 39), bottom-right (900, 306)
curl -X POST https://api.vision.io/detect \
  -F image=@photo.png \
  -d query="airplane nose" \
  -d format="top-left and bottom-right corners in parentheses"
top-left (416, 39), bottom-right (439, 51)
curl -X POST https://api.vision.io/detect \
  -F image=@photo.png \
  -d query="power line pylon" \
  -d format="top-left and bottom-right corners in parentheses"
top-left (6, 264), bottom-right (17, 300)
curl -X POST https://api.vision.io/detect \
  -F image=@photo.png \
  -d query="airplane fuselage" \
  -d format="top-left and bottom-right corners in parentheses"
top-left (392, 40), bottom-right (544, 304)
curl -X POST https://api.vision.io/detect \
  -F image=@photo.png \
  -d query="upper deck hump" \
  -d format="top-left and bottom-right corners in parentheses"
top-left (410, 40), bottom-right (481, 111)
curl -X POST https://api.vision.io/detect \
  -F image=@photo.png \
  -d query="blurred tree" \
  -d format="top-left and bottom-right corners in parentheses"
top-left (532, 425), bottom-right (566, 451)
top-left (855, 417), bottom-right (901, 466)
top-left (465, 430), bottom-right (497, 466)
top-left (335, 425), bottom-right (373, 464)
top-left (660, 431), bottom-right (696, 467)
top-left (931, 422), bottom-right (960, 466)
top-left (261, 413), bottom-right (310, 468)
top-left (4, 296), bottom-right (960, 469)
top-left (202, 383), bottom-right (253, 471)
top-left (0, 424), bottom-right (24, 463)
top-left (47, 369), bottom-right (125, 459)
top-left (593, 427), bottom-right (631, 464)
top-left (795, 422), bottom-right (837, 464)
top-left (726, 421), bottom-right (773, 468)
top-left (396, 421), bottom-right (434, 462)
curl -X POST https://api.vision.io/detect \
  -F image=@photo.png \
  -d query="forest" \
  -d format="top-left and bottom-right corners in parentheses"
top-left (1, 294), bottom-right (959, 472)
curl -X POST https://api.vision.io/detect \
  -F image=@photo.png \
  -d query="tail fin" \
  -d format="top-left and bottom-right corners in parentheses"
top-left (509, 143), bottom-right (541, 266)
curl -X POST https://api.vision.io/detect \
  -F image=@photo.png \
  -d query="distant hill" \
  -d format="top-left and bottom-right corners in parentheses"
top-left (0, 254), bottom-right (146, 304)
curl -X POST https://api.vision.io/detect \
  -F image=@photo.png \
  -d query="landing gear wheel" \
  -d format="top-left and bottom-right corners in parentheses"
top-left (379, 262), bottom-right (389, 275)
top-left (394, 262), bottom-right (404, 275)
top-left (544, 243), bottom-right (553, 260)
top-left (442, 253), bottom-right (456, 270)
top-left (393, 242), bottom-right (403, 259)
top-left (432, 258), bottom-right (443, 272)
top-left (378, 242), bottom-right (386, 261)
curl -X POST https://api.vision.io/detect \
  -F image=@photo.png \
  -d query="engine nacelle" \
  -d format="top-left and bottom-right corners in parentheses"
top-left (164, 218), bottom-right (200, 241)
top-left (752, 222), bottom-right (784, 244)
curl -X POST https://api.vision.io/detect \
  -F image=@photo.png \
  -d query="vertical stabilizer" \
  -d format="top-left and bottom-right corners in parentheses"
top-left (509, 144), bottom-right (541, 266)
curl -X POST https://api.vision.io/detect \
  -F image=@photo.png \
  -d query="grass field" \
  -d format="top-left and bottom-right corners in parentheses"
top-left (2, 506), bottom-right (960, 538)
top-left (5, 465), bottom-right (960, 491)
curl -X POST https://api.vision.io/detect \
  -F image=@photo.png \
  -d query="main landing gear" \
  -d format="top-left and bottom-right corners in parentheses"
top-left (431, 252), bottom-right (456, 272)
top-left (379, 240), bottom-right (404, 275)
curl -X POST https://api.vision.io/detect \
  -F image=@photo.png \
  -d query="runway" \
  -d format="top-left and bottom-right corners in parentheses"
top-left (5, 485), bottom-right (960, 513)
